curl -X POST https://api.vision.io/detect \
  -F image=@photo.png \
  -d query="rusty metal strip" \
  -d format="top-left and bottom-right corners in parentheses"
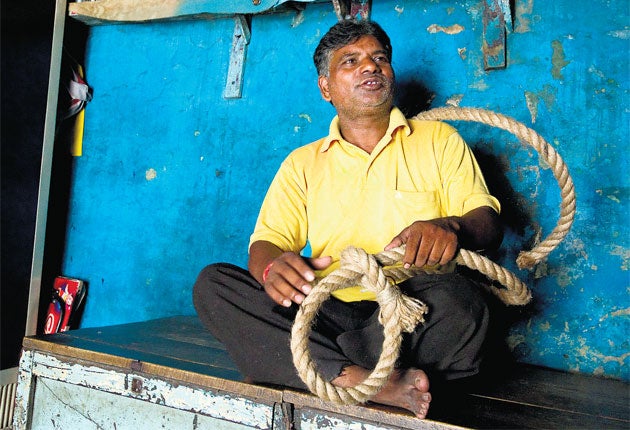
top-left (483, 0), bottom-right (507, 70)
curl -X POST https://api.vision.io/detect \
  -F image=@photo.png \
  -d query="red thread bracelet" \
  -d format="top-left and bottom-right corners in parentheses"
top-left (262, 261), bottom-right (274, 283)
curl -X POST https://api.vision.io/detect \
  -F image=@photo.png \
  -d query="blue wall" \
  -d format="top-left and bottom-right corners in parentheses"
top-left (62, 0), bottom-right (629, 381)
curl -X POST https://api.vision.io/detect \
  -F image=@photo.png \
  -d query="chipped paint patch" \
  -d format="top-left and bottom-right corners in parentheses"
top-left (514, 0), bottom-right (534, 33)
top-left (145, 168), bottom-right (157, 181)
top-left (609, 245), bottom-right (630, 270)
top-left (457, 47), bottom-right (467, 60)
top-left (607, 29), bottom-right (630, 39)
top-left (427, 23), bottom-right (465, 35)
top-left (534, 261), bottom-right (548, 279)
top-left (551, 40), bottom-right (571, 79)
top-left (596, 188), bottom-right (624, 204)
top-left (525, 85), bottom-right (558, 122)
top-left (446, 94), bottom-right (464, 106)
top-left (554, 266), bottom-right (574, 288)
top-left (294, 114), bottom-right (312, 133)
top-left (291, 9), bottom-right (305, 28)
top-left (525, 91), bottom-right (539, 123)
top-left (469, 79), bottom-right (489, 91)
top-left (394, 5), bottom-right (404, 15)
top-left (566, 238), bottom-right (589, 261)
top-left (591, 350), bottom-right (630, 367)
top-left (599, 307), bottom-right (630, 323)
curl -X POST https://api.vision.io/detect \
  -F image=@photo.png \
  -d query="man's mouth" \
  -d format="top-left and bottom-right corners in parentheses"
top-left (359, 77), bottom-right (386, 89)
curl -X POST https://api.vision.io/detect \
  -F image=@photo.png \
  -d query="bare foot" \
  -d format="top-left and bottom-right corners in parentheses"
top-left (332, 366), bottom-right (431, 419)
top-left (371, 368), bottom-right (431, 418)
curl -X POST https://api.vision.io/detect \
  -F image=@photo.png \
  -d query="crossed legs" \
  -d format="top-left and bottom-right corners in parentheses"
top-left (193, 263), bottom-right (488, 418)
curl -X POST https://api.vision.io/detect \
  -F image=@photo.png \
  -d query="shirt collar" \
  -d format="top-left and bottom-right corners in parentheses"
top-left (320, 106), bottom-right (411, 152)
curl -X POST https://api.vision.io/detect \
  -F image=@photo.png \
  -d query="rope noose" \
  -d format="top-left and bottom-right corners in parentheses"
top-left (290, 107), bottom-right (577, 405)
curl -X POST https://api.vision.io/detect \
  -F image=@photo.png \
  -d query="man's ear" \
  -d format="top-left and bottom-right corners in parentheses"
top-left (318, 75), bottom-right (331, 102)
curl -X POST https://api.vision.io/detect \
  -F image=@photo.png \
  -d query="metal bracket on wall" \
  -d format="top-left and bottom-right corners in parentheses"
top-left (483, 0), bottom-right (513, 70)
top-left (224, 15), bottom-right (251, 99)
top-left (332, 0), bottom-right (371, 21)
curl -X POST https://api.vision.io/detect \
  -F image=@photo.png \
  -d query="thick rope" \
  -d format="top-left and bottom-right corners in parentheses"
top-left (290, 244), bottom-right (530, 405)
top-left (290, 106), bottom-right (576, 405)
top-left (291, 246), bottom-right (429, 405)
top-left (413, 107), bottom-right (576, 269)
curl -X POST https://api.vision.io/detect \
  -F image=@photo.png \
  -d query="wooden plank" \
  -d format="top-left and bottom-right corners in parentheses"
top-left (24, 316), bottom-right (235, 372)
top-left (22, 316), bottom-right (251, 389)
top-left (67, 0), bottom-right (324, 25)
top-left (468, 365), bottom-right (630, 421)
top-left (23, 333), bottom-right (239, 377)
top-left (430, 390), bottom-right (629, 430)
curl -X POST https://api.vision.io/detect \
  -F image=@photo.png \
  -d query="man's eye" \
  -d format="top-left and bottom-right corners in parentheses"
top-left (343, 58), bottom-right (356, 64)
top-left (374, 56), bottom-right (389, 63)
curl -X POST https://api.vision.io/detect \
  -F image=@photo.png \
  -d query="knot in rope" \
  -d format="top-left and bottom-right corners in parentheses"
top-left (339, 246), bottom-right (428, 332)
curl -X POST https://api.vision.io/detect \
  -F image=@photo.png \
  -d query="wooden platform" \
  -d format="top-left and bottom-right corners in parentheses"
top-left (14, 315), bottom-right (630, 429)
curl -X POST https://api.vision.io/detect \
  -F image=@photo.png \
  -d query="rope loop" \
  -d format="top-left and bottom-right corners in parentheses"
top-left (290, 106), bottom-right (576, 405)
top-left (413, 107), bottom-right (576, 269)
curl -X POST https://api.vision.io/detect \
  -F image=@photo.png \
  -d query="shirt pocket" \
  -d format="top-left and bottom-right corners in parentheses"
top-left (390, 190), bottom-right (442, 226)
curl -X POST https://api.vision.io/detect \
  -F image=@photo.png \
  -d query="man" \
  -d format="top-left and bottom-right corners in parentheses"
top-left (193, 19), bottom-right (502, 419)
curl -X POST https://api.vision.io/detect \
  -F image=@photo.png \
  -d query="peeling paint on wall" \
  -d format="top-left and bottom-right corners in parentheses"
top-left (524, 85), bottom-right (557, 123)
top-left (599, 307), bottom-right (630, 322)
top-left (551, 40), bottom-right (571, 80)
top-left (609, 245), bottom-right (630, 270)
top-left (446, 94), bottom-right (464, 106)
top-left (145, 168), bottom-right (157, 181)
top-left (607, 29), bottom-right (630, 39)
top-left (427, 23), bottom-right (465, 35)
top-left (525, 91), bottom-right (539, 123)
top-left (514, 0), bottom-right (535, 33)
top-left (291, 10), bottom-right (305, 28)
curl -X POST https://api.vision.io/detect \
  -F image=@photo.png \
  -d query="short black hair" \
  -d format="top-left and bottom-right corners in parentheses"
top-left (313, 20), bottom-right (392, 77)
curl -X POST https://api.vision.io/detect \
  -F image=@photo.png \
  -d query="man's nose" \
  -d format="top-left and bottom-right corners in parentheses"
top-left (359, 57), bottom-right (381, 73)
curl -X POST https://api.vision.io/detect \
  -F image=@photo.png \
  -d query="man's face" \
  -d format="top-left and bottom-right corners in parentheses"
top-left (318, 35), bottom-right (395, 118)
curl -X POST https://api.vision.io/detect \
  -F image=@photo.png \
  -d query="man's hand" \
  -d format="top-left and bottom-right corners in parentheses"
top-left (248, 240), bottom-right (332, 307)
top-left (384, 206), bottom-right (502, 269)
top-left (262, 253), bottom-right (332, 307)
top-left (385, 219), bottom-right (460, 268)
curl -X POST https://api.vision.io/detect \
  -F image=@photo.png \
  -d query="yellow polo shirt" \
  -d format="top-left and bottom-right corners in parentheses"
top-left (249, 107), bottom-right (500, 302)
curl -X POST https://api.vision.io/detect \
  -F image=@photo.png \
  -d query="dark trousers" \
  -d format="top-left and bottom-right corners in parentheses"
top-left (193, 263), bottom-right (489, 391)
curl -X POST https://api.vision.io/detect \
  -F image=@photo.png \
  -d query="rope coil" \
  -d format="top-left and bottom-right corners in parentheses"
top-left (414, 107), bottom-right (576, 269)
top-left (290, 107), bottom-right (577, 405)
